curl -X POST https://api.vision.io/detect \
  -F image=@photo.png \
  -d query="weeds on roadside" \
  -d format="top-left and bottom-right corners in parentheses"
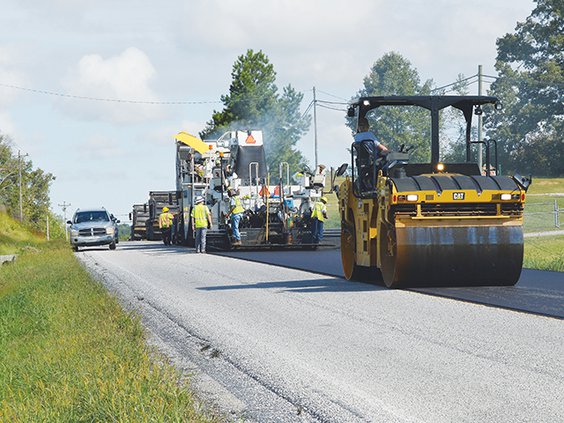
top-left (0, 241), bottom-right (215, 422)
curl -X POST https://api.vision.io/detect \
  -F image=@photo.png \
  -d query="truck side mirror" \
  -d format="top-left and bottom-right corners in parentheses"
top-left (66, 220), bottom-right (72, 225)
top-left (347, 106), bottom-right (355, 118)
top-left (513, 174), bottom-right (532, 192)
top-left (336, 163), bottom-right (348, 177)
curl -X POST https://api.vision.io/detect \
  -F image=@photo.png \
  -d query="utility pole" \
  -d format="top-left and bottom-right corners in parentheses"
top-left (59, 201), bottom-right (71, 240)
top-left (46, 215), bottom-right (50, 241)
top-left (18, 150), bottom-right (28, 221)
top-left (477, 65), bottom-right (483, 170)
top-left (313, 86), bottom-right (318, 168)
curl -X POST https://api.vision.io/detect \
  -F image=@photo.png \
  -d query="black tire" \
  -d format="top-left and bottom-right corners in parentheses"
top-left (72, 245), bottom-right (79, 252)
top-left (109, 242), bottom-right (116, 250)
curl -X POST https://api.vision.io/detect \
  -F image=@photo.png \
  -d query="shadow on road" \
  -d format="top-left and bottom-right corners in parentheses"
top-left (197, 277), bottom-right (387, 294)
top-left (111, 241), bottom-right (195, 255)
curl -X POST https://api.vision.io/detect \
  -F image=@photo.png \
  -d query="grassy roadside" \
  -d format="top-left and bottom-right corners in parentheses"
top-left (524, 236), bottom-right (564, 273)
top-left (0, 216), bottom-right (215, 422)
top-left (0, 212), bottom-right (45, 255)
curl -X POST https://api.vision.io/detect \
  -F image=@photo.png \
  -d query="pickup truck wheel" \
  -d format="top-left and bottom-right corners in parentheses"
top-left (72, 245), bottom-right (79, 252)
top-left (109, 242), bottom-right (116, 250)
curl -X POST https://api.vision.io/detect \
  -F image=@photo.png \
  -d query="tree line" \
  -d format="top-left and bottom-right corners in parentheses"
top-left (204, 0), bottom-right (562, 176)
top-left (0, 135), bottom-right (64, 237)
top-left (1, 0), bottom-right (561, 228)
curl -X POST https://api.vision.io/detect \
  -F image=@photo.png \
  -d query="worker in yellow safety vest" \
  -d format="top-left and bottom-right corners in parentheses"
top-left (227, 189), bottom-right (245, 246)
top-left (191, 196), bottom-right (212, 253)
top-left (311, 196), bottom-right (328, 244)
top-left (159, 206), bottom-right (175, 246)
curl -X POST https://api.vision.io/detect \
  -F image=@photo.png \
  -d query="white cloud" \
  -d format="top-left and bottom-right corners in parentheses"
top-left (59, 47), bottom-right (163, 124)
top-left (0, 113), bottom-right (16, 136)
top-left (80, 135), bottom-right (125, 160)
top-left (0, 46), bottom-right (27, 108)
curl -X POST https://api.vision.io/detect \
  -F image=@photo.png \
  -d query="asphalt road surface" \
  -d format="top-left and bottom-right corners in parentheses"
top-left (79, 241), bottom-right (564, 422)
top-left (218, 246), bottom-right (564, 319)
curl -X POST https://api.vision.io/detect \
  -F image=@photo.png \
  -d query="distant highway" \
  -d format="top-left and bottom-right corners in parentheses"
top-left (79, 241), bottom-right (564, 422)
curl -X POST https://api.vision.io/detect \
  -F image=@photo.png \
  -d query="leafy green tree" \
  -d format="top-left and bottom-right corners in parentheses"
top-left (351, 52), bottom-right (433, 162)
top-left (487, 0), bottom-right (564, 175)
top-left (438, 74), bottom-right (481, 163)
top-left (0, 136), bottom-right (18, 199)
top-left (264, 85), bottom-right (310, 174)
top-left (201, 49), bottom-right (310, 174)
top-left (0, 133), bottom-right (56, 233)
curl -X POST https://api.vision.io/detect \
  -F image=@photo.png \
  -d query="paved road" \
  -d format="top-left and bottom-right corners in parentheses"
top-left (218, 247), bottom-right (564, 319)
top-left (79, 242), bottom-right (564, 422)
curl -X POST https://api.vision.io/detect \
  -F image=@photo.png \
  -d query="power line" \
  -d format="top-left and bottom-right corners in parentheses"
top-left (316, 89), bottom-right (349, 101)
top-left (431, 75), bottom-right (478, 93)
top-left (483, 74), bottom-right (564, 87)
top-left (0, 82), bottom-right (222, 105)
top-left (301, 100), bottom-right (314, 118)
top-left (316, 99), bottom-right (348, 105)
top-left (316, 103), bottom-right (347, 112)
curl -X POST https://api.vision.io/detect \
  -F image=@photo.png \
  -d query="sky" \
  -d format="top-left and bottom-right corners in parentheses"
top-left (0, 0), bottom-right (535, 222)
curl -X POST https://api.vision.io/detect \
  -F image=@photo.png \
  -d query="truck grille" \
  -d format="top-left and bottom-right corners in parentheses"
top-left (78, 228), bottom-right (106, 236)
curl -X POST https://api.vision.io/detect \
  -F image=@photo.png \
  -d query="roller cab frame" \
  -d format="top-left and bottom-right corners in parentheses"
top-left (339, 96), bottom-right (531, 288)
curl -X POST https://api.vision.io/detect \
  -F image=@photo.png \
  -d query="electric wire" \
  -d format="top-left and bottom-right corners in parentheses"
top-left (316, 103), bottom-right (348, 112)
top-left (483, 74), bottom-right (564, 87)
top-left (315, 89), bottom-right (349, 101)
top-left (0, 82), bottom-right (222, 105)
top-left (316, 99), bottom-right (349, 105)
top-left (431, 74), bottom-right (478, 93)
top-left (300, 100), bottom-right (314, 119)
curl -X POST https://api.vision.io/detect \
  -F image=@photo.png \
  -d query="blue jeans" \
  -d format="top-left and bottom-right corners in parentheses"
top-left (195, 227), bottom-right (207, 252)
top-left (312, 218), bottom-right (324, 243)
top-left (231, 213), bottom-right (243, 241)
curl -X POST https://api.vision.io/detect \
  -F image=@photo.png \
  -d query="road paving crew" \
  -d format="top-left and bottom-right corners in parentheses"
top-left (159, 206), bottom-right (174, 246)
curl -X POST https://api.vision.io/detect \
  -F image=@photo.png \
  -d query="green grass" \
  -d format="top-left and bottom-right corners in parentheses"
top-left (324, 190), bottom-right (340, 229)
top-left (0, 215), bottom-right (215, 422)
top-left (524, 236), bottom-right (564, 272)
top-left (522, 177), bottom-right (564, 233)
top-left (526, 177), bottom-right (564, 195)
top-left (523, 196), bottom-right (563, 233)
top-left (0, 212), bottom-right (44, 255)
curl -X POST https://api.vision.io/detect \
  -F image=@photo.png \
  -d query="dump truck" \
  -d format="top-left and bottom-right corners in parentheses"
top-left (173, 130), bottom-right (327, 250)
top-left (129, 204), bottom-right (149, 240)
top-left (338, 96), bottom-right (531, 288)
top-left (145, 191), bottom-right (180, 241)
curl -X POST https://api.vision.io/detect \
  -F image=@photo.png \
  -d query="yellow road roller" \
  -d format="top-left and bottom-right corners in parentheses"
top-left (338, 96), bottom-right (531, 288)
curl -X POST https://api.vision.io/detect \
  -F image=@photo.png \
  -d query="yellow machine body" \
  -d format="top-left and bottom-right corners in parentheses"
top-left (339, 95), bottom-right (530, 288)
top-left (340, 172), bottom-right (526, 287)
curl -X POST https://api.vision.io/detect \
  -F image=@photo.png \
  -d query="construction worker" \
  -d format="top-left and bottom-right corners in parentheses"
top-left (227, 189), bottom-right (245, 246)
top-left (311, 196), bottom-right (328, 244)
top-left (191, 196), bottom-right (212, 253)
top-left (354, 117), bottom-right (389, 154)
top-left (159, 206), bottom-right (174, 246)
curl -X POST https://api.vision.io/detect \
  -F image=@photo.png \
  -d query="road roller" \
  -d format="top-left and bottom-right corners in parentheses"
top-left (338, 96), bottom-right (531, 288)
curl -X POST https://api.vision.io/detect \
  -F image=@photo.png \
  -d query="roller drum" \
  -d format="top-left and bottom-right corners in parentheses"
top-left (381, 224), bottom-right (524, 288)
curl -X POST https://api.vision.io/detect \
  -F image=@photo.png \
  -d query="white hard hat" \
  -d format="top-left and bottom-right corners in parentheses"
top-left (195, 196), bottom-right (204, 203)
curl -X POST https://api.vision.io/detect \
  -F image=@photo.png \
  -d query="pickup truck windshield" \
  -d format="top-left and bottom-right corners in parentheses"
top-left (74, 211), bottom-right (109, 223)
